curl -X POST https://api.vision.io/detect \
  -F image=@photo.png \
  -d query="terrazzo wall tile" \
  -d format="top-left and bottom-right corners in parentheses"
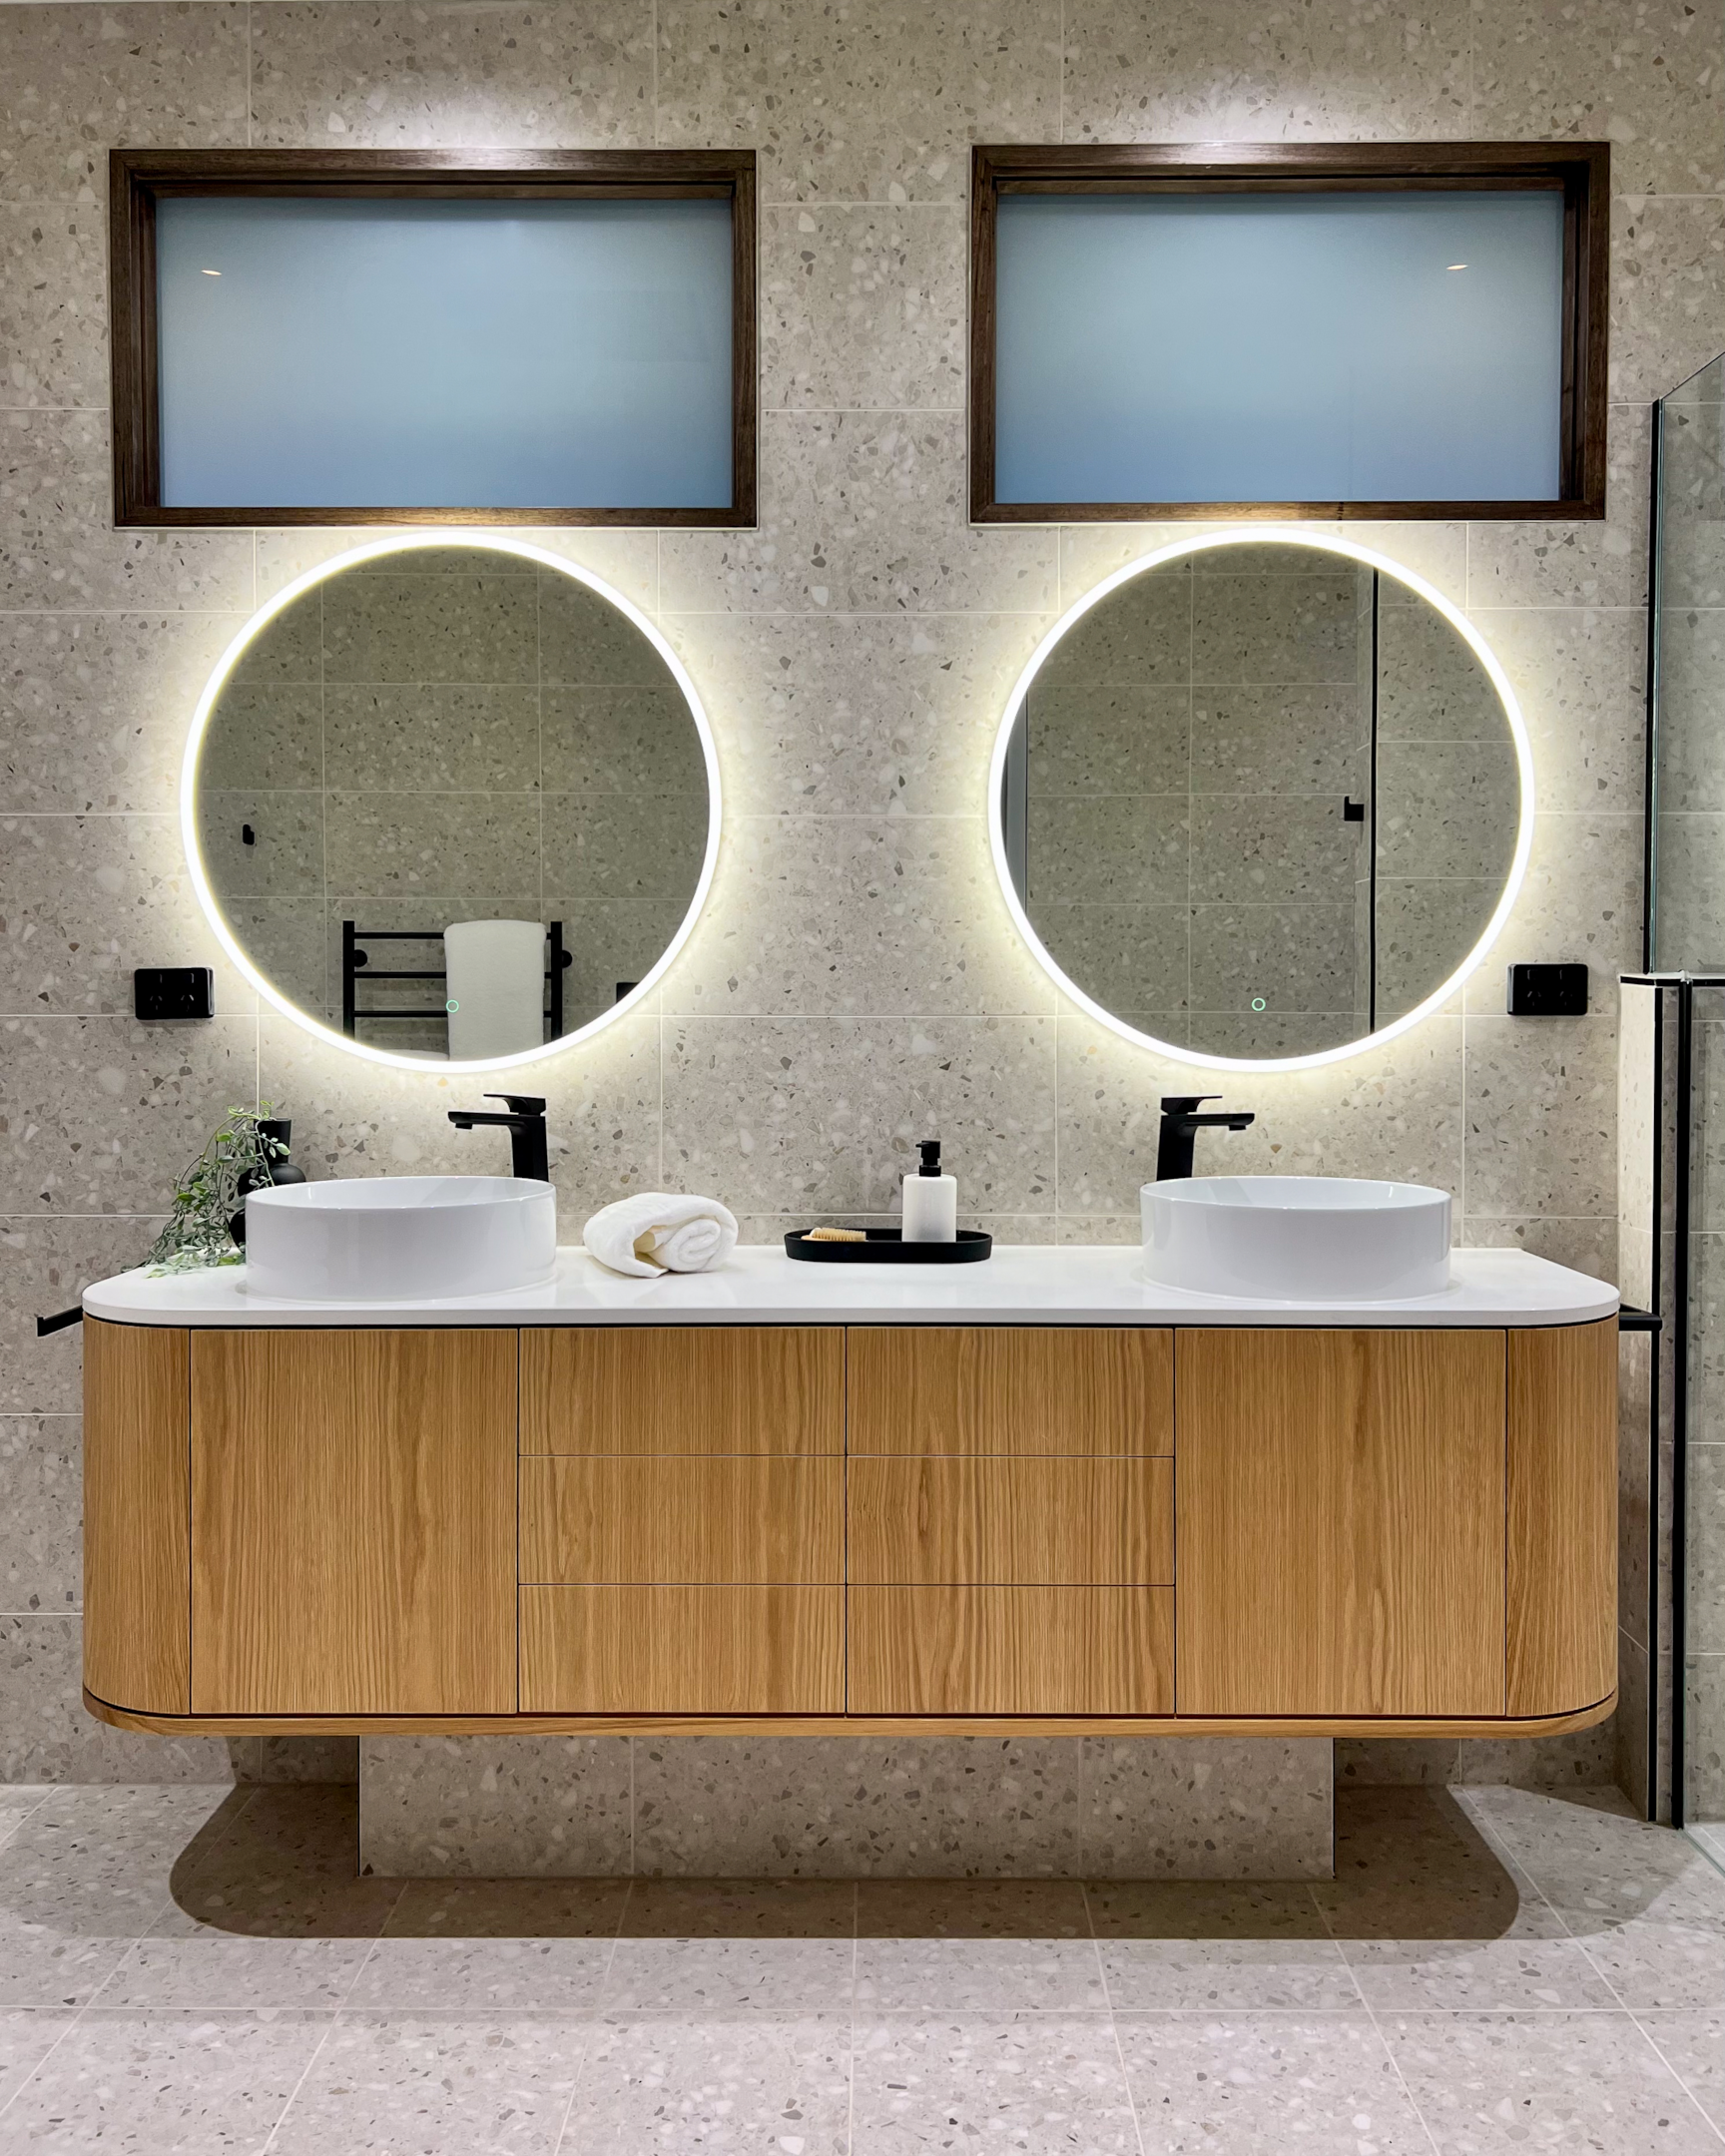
top-left (357, 1736), bottom-right (634, 1878)
top-left (0, 810), bottom-right (250, 1016)
top-left (1464, 605), bottom-right (1646, 811)
top-left (761, 204), bottom-right (966, 410)
top-left (656, 0), bottom-right (1060, 202)
top-left (0, 1215), bottom-right (162, 1414)
top-left (666, 814), bottom-right (1056, 1019)
top-left (1472, 0), bottom-right (1725, 200)
top-left (1462, 1013), bottom-right (1619, 1220)
top-left (0, 1617), bottom-right (237, 1783)
top-left (658, 411), bottom-right (1059, 614)
top-left (0, 206), bottom-right (107, 410)
top-left (0, 1414), bottom-right (79, 1616)
top-left (1062, 0), bottom-right (1470, 142)
top-left (0, 2), bottom-right (249, 205)
top-left (662, 612), bottom-right (1052, 818)
top-left (0, 409), bottom-right (254, 613)
top-left (1459, 810), bottom-right (1641, 1008)
top-left (0, 1015), bottom-right (258, 1217)
top-left (1611, 195), bottom-right (1725, 404)
top-left (0, 0), bottom-right (1683, 1793)
top-left (1085, 1738), bottom-right (1333, 1880)
top-left (1464, 404), bottom-right (1651, 610)
top-left (250, 0), bottom-right (655, 150)
top-left (0, 610), bottom-right (253, 815)
top-left (361, 1734), bottom-right (1334, 1878)
top-left (664, 1014), bottom-right (1055, 1215)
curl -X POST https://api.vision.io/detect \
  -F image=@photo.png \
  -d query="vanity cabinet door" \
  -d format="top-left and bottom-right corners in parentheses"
top-left (190, 1329), bottom-right (517, 1716)
top-left (1176, 1329), bottom-right (1506, 1717)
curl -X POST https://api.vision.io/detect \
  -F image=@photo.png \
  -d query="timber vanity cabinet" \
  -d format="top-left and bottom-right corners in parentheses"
top-left (81, 1305), bottom-right (1619, 1741)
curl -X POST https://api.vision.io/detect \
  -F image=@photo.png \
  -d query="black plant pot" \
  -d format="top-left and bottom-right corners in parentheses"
top-left (230, 1118), bottom-right (306, 1246)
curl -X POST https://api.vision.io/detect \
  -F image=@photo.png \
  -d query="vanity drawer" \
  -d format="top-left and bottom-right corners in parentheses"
top-left (848, 1587), bottom-right (1174, 1715)
top-left (848, 1328), bottom-right (1174, 1456)
top-left (520, 1585), bottom-right (845, 1713)
top-left (521, 1327), bottom-right (844, 1455)
top-left (519, 1457), bottom-right (843, 1583)
top-left (849, 1458), bottom-right (1173, 1584)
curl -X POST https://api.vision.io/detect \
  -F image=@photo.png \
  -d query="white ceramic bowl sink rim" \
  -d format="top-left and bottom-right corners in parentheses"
top-left (1152, 1175), bottom-right (1445, 1213)
top-left (244, 1174), bottom-right (558, 1301)
top-left (1140, 1174), bottom-right (1452, 1303)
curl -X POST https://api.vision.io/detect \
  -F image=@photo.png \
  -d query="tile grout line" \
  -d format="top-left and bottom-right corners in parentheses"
top-left (1302, 1873), bottom-right (1447, 2156)
top-left (1077, 1879), bottom-right (1150, 2156)
top-left (261, 1865), bottom-right (409, 2155)
top-left (848, 1879), bottom-right (859, 2156)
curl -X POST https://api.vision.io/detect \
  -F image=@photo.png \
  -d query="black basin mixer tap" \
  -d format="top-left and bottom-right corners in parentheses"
top-left (1155, 1095), bottom-right (1256, 1181)
top-left (447, 1094), bottom-right (551, 1182)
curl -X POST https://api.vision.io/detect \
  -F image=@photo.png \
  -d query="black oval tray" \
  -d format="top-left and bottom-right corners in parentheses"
top-left (785, 1228), bottom-right (993, 1264)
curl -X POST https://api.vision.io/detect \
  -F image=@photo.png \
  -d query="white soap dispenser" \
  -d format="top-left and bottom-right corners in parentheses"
top-left (902, 1137), bottom-right (957, 1243)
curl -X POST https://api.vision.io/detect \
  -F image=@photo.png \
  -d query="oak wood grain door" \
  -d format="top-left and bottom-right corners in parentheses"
top-left (1176, 1328), bottom-right (1507, 1717)
top-left (190, 1328), bottom-right (516, 1715)
top-left (846, 1327), bottom-right (1176, 1714)
top-left (518, 1326), bottom-right (847, 1712)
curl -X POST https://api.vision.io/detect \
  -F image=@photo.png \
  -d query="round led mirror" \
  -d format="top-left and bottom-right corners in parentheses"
top-left (184, 535), bottom-right (718, 1071)
top-left (990, 530), bottom-right (1532, 1072)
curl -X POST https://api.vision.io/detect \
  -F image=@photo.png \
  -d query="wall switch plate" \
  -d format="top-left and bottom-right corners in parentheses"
top-left (1506, 962), bottom-right (1588, 1017)
top-left (134, 966), bottom-right (215, 1021)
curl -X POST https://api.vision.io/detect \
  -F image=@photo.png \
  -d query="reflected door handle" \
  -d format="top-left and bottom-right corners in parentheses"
top-left (1343, 798), bottom-right (1366, 822)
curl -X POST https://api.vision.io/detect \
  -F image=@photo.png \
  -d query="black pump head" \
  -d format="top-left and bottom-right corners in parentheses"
top-left (917, 1139), bottom-right (942, 1177)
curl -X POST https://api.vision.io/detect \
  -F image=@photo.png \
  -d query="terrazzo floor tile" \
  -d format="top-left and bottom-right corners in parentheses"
top-left (266, 2012), bottom-right (583, 2156)
top-left (1382, 2009), bottom-right (1724, 2155)
top-left (159, 1784), bottom-right (403, 1942)
top-left (851, 2012), bottom-right (1140, 2156)
top-left (1115, 2008), bottom-right (1435, 2155)
top-left (0, 2008), bottom-right (332, 2156)
top-left (1634, 2012), bottom-right (1725, 2135)
top-left (605, 1881), bottom-right (857, 2011)
top-left (1087, 1881), bottom-right (1359, 2010)
top-left (1316, 1786), bottom-right (1620, 2010)
top-left (560, 2011), bottom-right (853, 2155)
top-left (346, 1880), bottom-right (630, 2012)
top-left (855, 1881), bottom-right (1104, 2009)
top-left (88, 1931), bottom-right (371, 2013)
top-left (0, 1785), bottom-right (241, 2006)
top-left (0, 2008), bottom-right (76, 2113)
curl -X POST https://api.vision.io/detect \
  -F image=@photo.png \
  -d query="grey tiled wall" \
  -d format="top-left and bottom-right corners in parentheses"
top-left (1, 0), bottom-right (1714, 1779)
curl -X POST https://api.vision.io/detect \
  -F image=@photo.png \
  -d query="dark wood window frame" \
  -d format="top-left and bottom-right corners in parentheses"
top-left (109, 147), bottom-right (758, 529)
top-left (969, 141), bottom-right (1609, 524)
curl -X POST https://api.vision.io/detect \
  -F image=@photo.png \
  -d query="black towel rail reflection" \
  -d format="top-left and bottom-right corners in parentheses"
top-left (341, 920), bottom-right (573, 1042)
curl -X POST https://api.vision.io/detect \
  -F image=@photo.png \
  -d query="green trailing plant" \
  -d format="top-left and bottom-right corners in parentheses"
top-left (144, 1104), bottom-right (288, 1275)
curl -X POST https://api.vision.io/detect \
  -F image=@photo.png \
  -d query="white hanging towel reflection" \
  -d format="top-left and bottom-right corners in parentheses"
top-left (443, 920), bottom-right (545, 1061)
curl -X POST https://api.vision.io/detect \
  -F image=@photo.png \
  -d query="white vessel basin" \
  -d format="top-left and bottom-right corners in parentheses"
top-left (1141, 1175), bottom-right (1451, 1303)
top-left (245, 1176), bottom-right (557, 1302)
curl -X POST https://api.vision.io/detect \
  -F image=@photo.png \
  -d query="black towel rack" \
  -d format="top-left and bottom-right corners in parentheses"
top-left (342, 921), bottom-right (573, 1042)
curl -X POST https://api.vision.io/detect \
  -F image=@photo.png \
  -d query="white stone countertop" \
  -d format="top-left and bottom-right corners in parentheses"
top-left (84, 1243), bottom-right (1619, 1329)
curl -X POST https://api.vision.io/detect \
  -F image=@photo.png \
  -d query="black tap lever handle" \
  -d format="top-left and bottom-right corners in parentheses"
top-left (1160, 1095), bottom-right (1222, 1116)
top-left (484, 1094), bottom-right (546, 1116)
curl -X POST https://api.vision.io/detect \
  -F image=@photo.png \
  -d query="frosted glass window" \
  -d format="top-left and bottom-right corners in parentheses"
top-left (994, 191), bottom-right (1565, 506)
top-left (155, 197), bottom-right (734, 510)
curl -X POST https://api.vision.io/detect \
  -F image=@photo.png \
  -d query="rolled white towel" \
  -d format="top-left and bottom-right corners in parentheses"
top-left (583, 1191), bottom-right (739, 1278)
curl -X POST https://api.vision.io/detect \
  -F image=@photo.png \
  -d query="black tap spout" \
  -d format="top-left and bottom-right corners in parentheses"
top-left (447, 1093), bottom-right (551, 1182)
top-left (1155, 1094), bottom-right (1256, 1181)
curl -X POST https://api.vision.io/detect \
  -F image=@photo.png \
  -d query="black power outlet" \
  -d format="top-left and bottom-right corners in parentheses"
top-left (134, 966), bottom-right (215, 1021)
top-left (1506, 962), bottom-right (1588, 1017)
